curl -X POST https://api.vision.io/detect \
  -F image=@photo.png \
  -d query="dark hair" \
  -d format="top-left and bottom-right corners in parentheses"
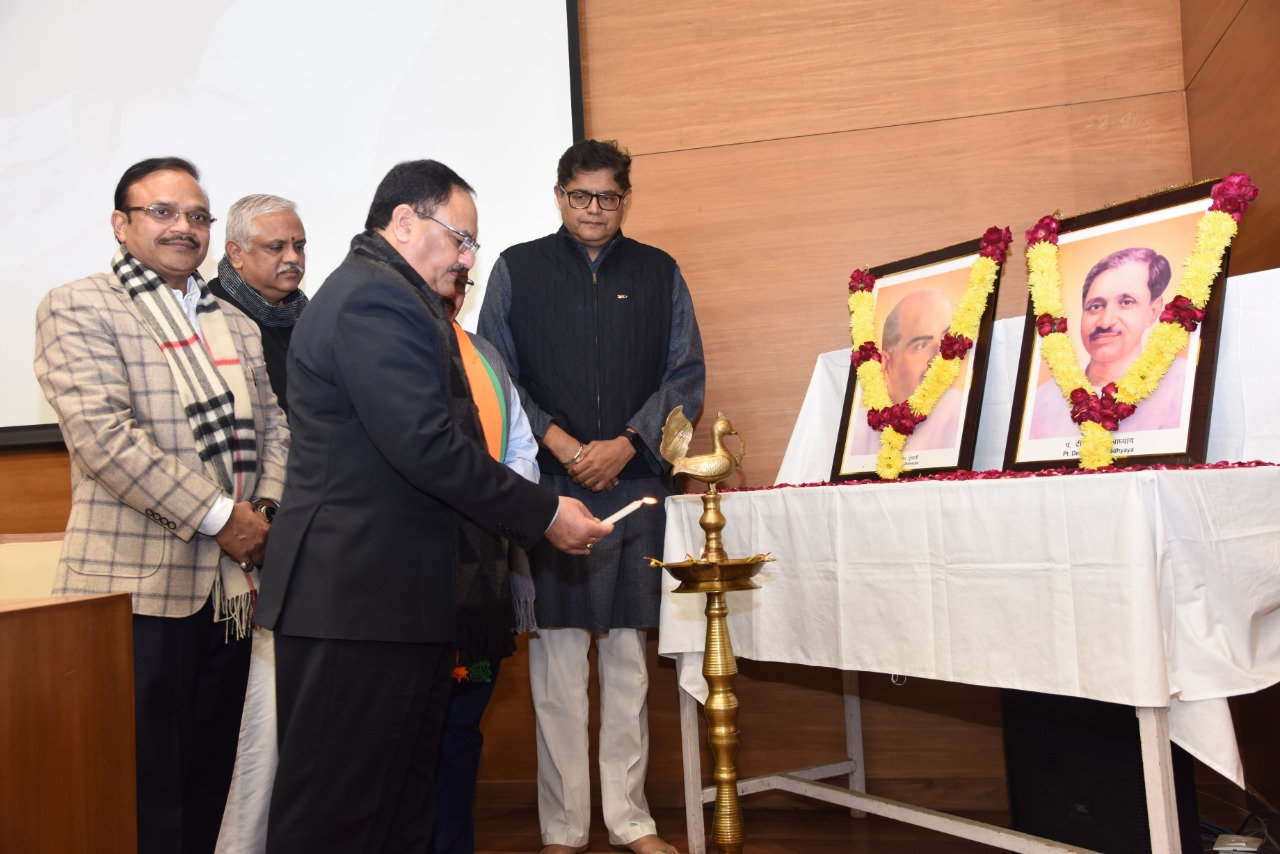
top-left (364, 160), bottom-right (474, 231)
top-left (114, 157), bottom-right (201, 212)
top-left (1081, 247), bottom-right (1173, 304)
top-left (556, 139), bottom-right (632, 191)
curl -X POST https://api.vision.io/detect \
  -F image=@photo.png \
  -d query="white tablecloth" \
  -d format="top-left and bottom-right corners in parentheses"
top-left (659, 466), bottom-right (1280, 787)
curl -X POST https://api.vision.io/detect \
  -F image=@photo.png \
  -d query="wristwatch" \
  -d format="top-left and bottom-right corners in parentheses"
top-left (624, 429), bottom-right (646, 453)
top-left (253, 501), bottom-right (277, 523)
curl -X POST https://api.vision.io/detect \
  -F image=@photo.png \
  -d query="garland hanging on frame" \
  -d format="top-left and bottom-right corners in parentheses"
top-left (1024, 173), bottom-right (1258, 469)
top-left (847, 226), bottom-right (1011, 479)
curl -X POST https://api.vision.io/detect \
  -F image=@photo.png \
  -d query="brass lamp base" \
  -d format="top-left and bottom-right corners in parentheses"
top-left (657, 550), bottom-right (771, 854)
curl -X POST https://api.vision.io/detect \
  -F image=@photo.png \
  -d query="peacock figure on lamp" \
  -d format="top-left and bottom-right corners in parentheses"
top-left (662, 406), bottom-right (744, 486)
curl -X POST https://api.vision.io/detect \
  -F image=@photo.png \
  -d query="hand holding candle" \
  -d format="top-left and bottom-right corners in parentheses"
top-left (601, 496), bottom-right (658, 526)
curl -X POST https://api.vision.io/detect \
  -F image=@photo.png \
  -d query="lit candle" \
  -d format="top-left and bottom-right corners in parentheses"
top-left (601, 496), bottom-right (658, 526)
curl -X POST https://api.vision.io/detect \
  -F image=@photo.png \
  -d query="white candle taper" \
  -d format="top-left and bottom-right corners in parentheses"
top-left (601, 496), bottom-right (658, 526)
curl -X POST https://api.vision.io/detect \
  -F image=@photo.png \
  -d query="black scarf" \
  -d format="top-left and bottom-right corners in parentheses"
top-left (214, 255), bottom-right (308, 327)
top-left (348, 231), bottom-right (515, 664)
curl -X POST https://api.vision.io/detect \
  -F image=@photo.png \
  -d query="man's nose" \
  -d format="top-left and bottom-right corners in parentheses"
top-left (284, 244), bottom-right (302, 264)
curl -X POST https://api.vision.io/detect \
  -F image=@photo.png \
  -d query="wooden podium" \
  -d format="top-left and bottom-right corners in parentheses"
top-left (0, 593), bottom-right (136, 853)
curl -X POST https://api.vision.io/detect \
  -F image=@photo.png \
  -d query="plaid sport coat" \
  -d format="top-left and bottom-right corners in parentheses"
top-left (34, 272), bottom-right (290, 618)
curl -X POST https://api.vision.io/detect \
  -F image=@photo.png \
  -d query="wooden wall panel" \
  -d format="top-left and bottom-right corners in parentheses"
top-left (1185, 0), bottom-right (1280, 277)
top-left (616, 95), bottom-right (1190, 484)
top-left (581, 0), bottom-right (1183, 155)
top-left (0, 445), bottom-right (70, 534)
top-left (1180, 0), bottom-right (1246, 87)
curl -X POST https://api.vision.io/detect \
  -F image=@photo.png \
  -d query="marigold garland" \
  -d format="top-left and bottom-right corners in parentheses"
top-left (848, 226), bottom-right (1010, 479)
top-left (1025, 173), bottom-right (1258, 469)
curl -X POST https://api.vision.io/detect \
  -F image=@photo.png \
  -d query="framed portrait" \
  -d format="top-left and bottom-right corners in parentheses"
top-left (831, 237), bottom-right (1001, 481)
top-left (1004, 181), bottom-right (1227, 470)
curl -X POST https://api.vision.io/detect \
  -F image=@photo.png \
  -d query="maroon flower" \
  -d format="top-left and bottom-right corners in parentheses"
top-left (978, 226), bottom-right (1013, 264)
top-left (1159, 294), bottom-right (1205, 332)
top-left (1210, 173), bottom-right (1259, 222)
top-left (1068, 383), bottom-right (1135, 431)
top-left (939, 332), bottom-right (973, 360)
top-left (867, 401), bottom-right (925, 436)
top-left (851, 341), bottom-right (883, 368)
top-left (1035, 313), bottom-right (1068, 337)
top-left (1024, 214), bottom-right (1060, 247)
top-left (848, 268), bottom-right (876, 293)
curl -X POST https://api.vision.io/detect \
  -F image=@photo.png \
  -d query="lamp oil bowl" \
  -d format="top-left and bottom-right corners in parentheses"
top-left (648, 553), bottom-right (772, 594)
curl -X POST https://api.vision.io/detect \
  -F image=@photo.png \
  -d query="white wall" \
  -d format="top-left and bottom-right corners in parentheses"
top-left (0, 0), bottom-right (574, 429)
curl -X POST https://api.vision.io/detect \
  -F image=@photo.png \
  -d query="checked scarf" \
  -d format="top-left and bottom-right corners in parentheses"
top-left (113, 246), bottom-right (260, 639)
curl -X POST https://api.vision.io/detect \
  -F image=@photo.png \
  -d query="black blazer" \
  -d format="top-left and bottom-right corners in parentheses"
top-left (256, 253), bottom-right (557, 642)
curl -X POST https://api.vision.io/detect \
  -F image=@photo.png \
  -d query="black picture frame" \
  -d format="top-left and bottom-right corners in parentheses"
top-left (1003, 180), bottom-right (1226, 471)
top-left (831, 236), bottom-right (1001, 481)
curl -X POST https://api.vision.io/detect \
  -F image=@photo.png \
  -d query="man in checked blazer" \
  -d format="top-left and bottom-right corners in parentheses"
top-left (33, 156), bottom-right (290, 854)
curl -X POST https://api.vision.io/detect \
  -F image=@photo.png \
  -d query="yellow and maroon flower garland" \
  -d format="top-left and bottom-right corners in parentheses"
top-left (848, 226), bottom-right (1011, 479)
top-left (1025, 173), bottom-right (1258, 469)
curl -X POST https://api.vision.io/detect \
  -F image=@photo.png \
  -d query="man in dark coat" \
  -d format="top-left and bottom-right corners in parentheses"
top-left (256, 159), bottom-right (611, 854)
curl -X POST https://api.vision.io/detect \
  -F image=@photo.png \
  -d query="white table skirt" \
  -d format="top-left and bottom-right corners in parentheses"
top-left (659, 466), bottom-right (1280, 786)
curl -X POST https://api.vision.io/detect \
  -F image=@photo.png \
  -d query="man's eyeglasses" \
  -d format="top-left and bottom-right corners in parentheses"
top-left (420, 214), bottom-right (480, 256)
top-left (455, 278), bottom-right (475, 295)
top-left (558, 186), bottom-right (625, 211)
top-left (122, 205), bottom-right (216, 228)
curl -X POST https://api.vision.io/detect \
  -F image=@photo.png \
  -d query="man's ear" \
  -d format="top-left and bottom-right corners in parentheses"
top-left (387, 204), bottom-right (417, 245)
top-left (111, 210), bottom-right (128, 244)
top-left (226, 240), bottom-right (245, 271)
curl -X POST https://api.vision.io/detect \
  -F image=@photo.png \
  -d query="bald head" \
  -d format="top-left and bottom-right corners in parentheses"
top-left (881, 287), bottom-right (951, 404)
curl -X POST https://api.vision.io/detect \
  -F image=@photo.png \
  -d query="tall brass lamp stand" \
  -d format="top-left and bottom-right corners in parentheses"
top-left (651, 409), bottom-right (772, 853)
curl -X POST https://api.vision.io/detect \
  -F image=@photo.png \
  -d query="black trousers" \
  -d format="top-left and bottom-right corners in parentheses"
top-left (132, 598), bottom-right (252, 854)
top-left (268, 634), bottom-right (455, 854)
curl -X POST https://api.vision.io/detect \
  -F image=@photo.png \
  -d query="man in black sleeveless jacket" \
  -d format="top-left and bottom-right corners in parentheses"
top-left (479, 139), bottom-right (705, 854)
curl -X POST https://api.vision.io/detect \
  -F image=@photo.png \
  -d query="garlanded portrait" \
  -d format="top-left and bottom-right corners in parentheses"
top-left (833, 227), bottom-right (1008, 480)
top-left (1005, 174), bottom-right (1258, 470)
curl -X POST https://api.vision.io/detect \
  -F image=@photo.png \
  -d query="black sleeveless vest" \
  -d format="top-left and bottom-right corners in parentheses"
top-left (502, 228), bottom-right (675, 477)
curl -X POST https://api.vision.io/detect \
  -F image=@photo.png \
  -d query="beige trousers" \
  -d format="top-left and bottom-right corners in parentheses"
top-left (528, 627), bottom-right (657, 847)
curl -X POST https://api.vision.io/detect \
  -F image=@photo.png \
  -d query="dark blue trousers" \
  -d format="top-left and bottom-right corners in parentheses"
top-left (432, 657), bottom-right (502, 854)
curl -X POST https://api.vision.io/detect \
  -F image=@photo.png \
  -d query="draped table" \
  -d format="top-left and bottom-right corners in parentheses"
top-left (660, 466), bottom-right (1280, 852)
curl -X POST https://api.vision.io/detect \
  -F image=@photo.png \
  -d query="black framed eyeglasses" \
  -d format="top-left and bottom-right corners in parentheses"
top-left (420, 214), bottom-right (480, 256)
top-left (558, 186), bottom-right (626, 211)
top-left (455, 278), bottom-right (475, 295)
top-left (122, 205), bottom-right (216, 228)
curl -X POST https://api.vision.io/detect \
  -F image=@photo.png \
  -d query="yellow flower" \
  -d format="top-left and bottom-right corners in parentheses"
top-left (1039, 334), bottom-right (1089, 399)
top-left (1027, 242), bottom-right (1064, 316)
top-left (856, 361), bottom-right (893, 410)
top-left (909, 358), bottom-right (961, 415)
top-left (876, 428), bottom-right (908, 479)
top-left (1078, 422), bottom-right (1113, 469)
top-left (849, 292), bottom-right (877, 345)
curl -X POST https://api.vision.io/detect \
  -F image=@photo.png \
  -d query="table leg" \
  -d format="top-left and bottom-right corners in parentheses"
top-left (1135, 706), bottom-right (1180, 852)
top-left (842, 670), bottom-right (867, 818)
top-left (678, 669), bottom-right (708, 854)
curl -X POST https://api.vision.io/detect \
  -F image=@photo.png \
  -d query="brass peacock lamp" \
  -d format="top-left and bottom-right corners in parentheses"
top-left (651, 407), bottom-right (773, 853)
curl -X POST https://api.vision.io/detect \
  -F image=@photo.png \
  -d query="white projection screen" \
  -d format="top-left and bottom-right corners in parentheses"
top-left (0, 1), bottom-right (578, 441)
